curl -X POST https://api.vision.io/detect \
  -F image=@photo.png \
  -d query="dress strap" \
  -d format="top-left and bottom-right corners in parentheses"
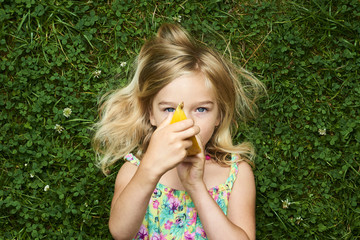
top-left (124, 153), bottom-right (140, 166)
top-left (225, 154), bottom-right (240, 190)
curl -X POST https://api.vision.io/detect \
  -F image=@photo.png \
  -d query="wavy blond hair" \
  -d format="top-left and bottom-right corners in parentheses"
top-left (93, 23), bottom-right (265, 174)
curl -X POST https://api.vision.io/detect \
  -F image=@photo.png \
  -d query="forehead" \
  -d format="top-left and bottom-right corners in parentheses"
top-left (153, 72), bottom-right (217, 104)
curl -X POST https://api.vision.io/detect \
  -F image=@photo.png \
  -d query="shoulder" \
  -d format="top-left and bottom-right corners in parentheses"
top-left (230, 154), bottom-right (254, 179)
top-left (114, 161), bottom-right (138, 189)
top-left (227, 160), bottom-right (256, 239)
top-left (236, 160), bottom-right (255, 181)
top-left (113, 154), bottom-right (140, 189)
top-left (231, 160), bottom-right (255, 198)
top-left (111, 161), bottom-right (138, 208)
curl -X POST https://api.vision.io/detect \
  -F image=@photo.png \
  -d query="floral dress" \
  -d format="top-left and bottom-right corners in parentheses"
top-left (125, 153), bottom-right (239, 240)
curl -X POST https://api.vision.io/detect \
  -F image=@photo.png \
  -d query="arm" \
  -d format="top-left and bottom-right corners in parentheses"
top-left (109, 115), bottom-right (200, 239)
top-left (178, 156), bottom-right (256, 240)
top-left (109, 161), bottom-right (160, 239)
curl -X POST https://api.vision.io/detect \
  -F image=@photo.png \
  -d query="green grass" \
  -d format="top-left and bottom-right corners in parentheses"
top-left (1, 0), bottom-right (359, 239)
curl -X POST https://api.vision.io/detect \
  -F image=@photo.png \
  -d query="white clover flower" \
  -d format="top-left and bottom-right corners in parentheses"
top-left (281, 199), bottom-right (291, 209)
top-left (318, 128), bottom-right (326, 135)
top-left (173, 15), bottom-right (182, 22)
top-left (44, 185), bottom-right (50, 191)
top-left (84, 202), bottom-right (88, 207)
top-left (54, 124), bottom-right (64, 133)
top-left (93, 70), bottom-right (101, 78)
top-left (63, 107), bottom-right (72, 118)
top-left (120, 62), bottom-right (127, 67)
top-left (30, 173), bottom-right (34, 178)
top-left (295, 216), bottom-right (303, 225)
top-left (24, 163), bottom-right (28, 167)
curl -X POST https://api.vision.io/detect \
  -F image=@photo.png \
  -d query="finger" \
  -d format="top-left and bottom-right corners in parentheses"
top-left (174, 124), bottom-right (199, 140)
top-left (170, 119), bottom-right (194, 132)
top-left (157, 112), bottom-right (174, 130)
top-left (183, 135), bottom-right (205, 163)
top-left (194, 135), bottom-right (205, 157)
top-left (183, 138), bottom-right (194, 149)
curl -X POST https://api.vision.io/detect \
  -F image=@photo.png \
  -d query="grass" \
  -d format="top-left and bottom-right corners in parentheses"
top-left (1, 0), bottom-right (359, 239)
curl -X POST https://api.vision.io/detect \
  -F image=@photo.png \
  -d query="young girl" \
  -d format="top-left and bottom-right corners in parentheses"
top-left (93, 23), bottom-right (264, 240)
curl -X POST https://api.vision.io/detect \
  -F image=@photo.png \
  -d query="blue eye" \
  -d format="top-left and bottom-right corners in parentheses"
top-left (164, 108), bottom-right (175, 112)
top-left (196, 107), bottom-right (207, 113)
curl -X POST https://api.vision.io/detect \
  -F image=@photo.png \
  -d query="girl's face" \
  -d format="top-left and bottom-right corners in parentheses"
top-left (150, 72), bottom-right (220, 148)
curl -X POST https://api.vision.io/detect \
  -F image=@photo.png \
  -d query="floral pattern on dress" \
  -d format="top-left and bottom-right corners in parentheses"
top-left (124, 153), bottom-right (239, 240)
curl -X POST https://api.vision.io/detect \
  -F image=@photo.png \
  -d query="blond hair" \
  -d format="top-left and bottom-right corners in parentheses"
top-left (93, 23), bottom-right (265, 174)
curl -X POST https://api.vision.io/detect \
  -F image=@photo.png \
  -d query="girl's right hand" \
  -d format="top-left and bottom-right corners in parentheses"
top-left (140, 114), bottom-right (200, 179)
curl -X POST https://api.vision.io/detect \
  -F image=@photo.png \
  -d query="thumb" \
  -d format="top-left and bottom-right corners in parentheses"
top-left (194, 135), bottom-right (205, 159)
top-left (183, 135), bottom-right (205, 163)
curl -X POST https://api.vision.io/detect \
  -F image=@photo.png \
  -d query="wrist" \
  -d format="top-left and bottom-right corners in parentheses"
top-left (139, 154), bottom-right (167, 180)
top-left (184, 180), bottom-right (207, 195)
top-left (137, 163), bottom-right (162, 185)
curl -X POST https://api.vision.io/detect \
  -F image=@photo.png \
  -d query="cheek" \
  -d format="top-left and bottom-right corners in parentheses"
top-left (198, 124), bottom-right (217, 145)
top-left (151, 110), bottom-right (172, 126)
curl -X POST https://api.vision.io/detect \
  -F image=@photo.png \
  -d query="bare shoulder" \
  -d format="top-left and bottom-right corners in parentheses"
top-left (111, 162), bottom-right (138, 208)
top-left (231, 160), bottom-right (256, 199)
top-left (227, 160), bottom-right (256, 240)
top-left (236, 161), bottom-right (255, 182)
top-left (114, 161), bottom-right (138, 189)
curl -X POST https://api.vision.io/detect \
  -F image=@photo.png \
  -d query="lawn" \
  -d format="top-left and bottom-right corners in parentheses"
top-left (1, 0), bottom-right (359, 239)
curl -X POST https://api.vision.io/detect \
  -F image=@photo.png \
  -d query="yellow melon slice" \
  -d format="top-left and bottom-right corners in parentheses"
top-left (170, 102), bottom-right (201, 155)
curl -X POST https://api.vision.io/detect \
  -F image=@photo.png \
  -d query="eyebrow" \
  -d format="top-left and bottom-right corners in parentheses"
top-left (158, 101), bottom-right (176, 106)
top-left (158, 101), bottom-right (214, 106)
top-left (194, 101), bottom-right (214, 106)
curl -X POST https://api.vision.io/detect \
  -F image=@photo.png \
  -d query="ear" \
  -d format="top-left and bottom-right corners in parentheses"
top-left (215, 111), bottom-right (221, 127)
top-left (215, 119), bottom-right (220, 127)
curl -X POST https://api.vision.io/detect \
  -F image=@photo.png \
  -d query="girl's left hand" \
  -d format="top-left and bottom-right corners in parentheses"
top-left (176, 136), bottom-right (206, 191)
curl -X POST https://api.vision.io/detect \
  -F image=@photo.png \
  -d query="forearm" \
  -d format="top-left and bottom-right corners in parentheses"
top-left (109, 166), bottom-right (160, 240)
top-left (188, 184), bottom-right (250, 240)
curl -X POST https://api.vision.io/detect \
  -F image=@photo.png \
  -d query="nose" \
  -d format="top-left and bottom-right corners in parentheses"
top-left (182, 108), bottom-right (192, 120)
